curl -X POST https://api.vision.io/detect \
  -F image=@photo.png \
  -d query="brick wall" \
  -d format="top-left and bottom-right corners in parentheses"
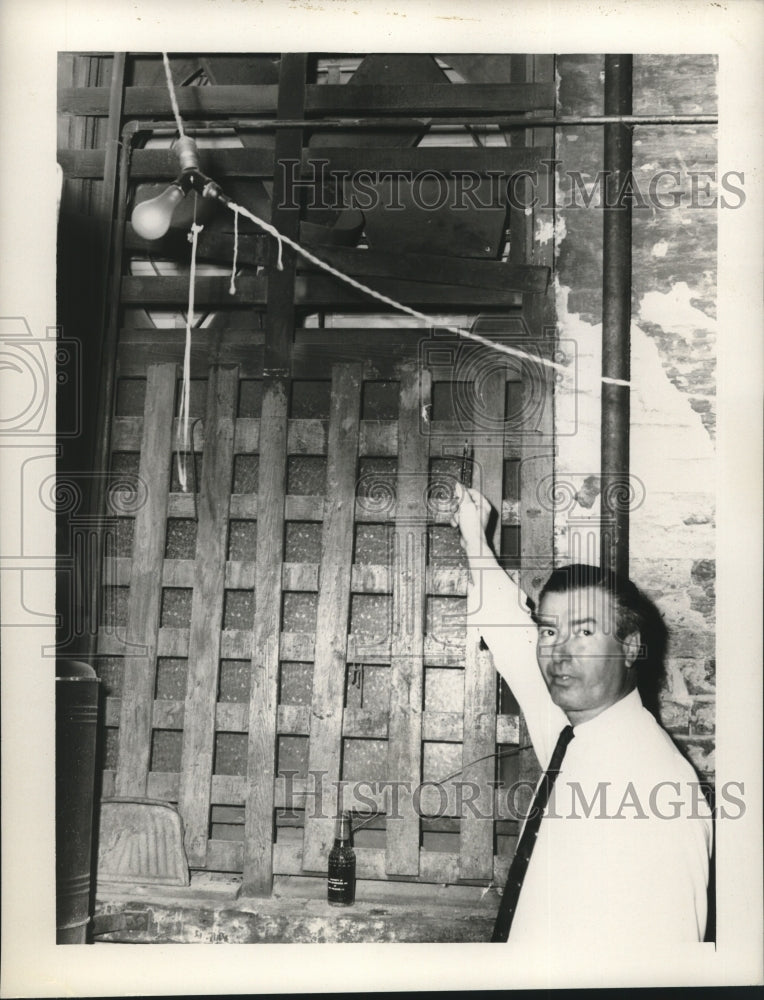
top-left (553, 55), bottom-right (717, 781)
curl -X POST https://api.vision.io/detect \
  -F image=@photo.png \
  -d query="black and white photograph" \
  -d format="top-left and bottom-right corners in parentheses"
top-left (0, 0), bottom-right (762, 995)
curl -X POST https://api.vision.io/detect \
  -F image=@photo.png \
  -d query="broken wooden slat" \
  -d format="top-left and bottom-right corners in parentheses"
top-left (385, 365), bottom-right (430, 875)
top-left (114, 364), bottom-right (176, 796)
top-left (302, 364), bottom-right (363, 872)
top-left (177, 366), bottom-right (238, 867)
top-left (240, 380), bottom-right (289, 896)
top-left (459, 365), bottom-right (506, 879)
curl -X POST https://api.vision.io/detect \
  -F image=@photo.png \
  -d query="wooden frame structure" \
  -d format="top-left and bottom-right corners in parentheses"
top-left (58, 52), bottom-right (557, 898)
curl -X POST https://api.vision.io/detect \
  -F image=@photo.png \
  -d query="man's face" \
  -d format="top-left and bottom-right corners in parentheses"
top-left (535, 586), bottom-right (638, 725)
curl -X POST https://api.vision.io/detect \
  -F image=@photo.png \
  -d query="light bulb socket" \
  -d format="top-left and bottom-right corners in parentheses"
top-left (173, 135), bottom-right (201, 173)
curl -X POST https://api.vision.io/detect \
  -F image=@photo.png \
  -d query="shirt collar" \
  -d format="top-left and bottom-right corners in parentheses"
top-left (570, 686), bottom-right (644, 739)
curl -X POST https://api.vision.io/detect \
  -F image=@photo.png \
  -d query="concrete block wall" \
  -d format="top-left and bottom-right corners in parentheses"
top-left (552, 55), bottom-right (717, 781)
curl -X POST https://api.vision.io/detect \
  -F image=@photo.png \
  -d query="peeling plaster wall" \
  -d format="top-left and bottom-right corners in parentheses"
top-left (554, 55), bottom-right (717, 780)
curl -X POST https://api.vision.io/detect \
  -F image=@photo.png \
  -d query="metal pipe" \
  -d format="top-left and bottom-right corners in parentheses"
top-left (85, 119), bottom-right (134, 659)
top-left (125, 113), bottom-right (717, 134)
top-left (601, 55), bottom-right (633, 580)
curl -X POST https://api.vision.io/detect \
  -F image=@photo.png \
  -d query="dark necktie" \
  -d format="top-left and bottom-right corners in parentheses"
top-left (491, 724), bottom-right (575, 942)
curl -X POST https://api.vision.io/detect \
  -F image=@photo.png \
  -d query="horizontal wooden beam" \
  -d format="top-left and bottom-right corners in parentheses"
top-left (200, 838), bottom-right (513, 883)
top-left (306, 82), bottom-right (556, 116)
top-left (210, 807), bottom-right (513, 836)
top-left (124, 224), bottom-right (272, 266)
top-left (115, 327), bottom-right (534, 381)
top-left (98, 626), bottom-right (475, 666)
top-left (58, 82), bottom-right (554, 118)
top-left (272, 842), bottom-right (511, 884)
top-left (120, 275), bottom-right (524, 309)
top-left (59, 84), bottom-right (279, 117)
top-left (105, 556), bottom-right (472, 595)
top-left (296, 145), bottom-right (551, 176)
top-left (299, 247), bottom-right (549, 295)
top-left (163, 493), bottom-right (520, 524)
top-left (119, 233), bottom-right (548, 297)
top-left (105, 490), bottom-right (519, 528)
top-left (60, 143), bottom-right (550, 181)
top-left (102, 698), bottom-right (521, 780)
top-left (111, 414), bottom-right (536, 462)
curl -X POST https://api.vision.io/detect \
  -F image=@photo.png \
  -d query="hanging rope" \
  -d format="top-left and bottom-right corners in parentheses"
top-left (228, 205), bottom-right (239, 295)
top-left (177, 221), bottom-right (204, 493)
top-left (162, 53), bottom-right (185, 138)
top-left (222, 198), bottom-right (622, 383)
top-left (158, 51), bottom-right (631, 387)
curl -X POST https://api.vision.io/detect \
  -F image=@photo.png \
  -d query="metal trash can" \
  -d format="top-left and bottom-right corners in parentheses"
top-left (56, 659), bottom-right (100, 944)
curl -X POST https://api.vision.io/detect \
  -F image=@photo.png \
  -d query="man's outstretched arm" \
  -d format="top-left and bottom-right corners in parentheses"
top-left (452, 484), bottom-right (568, 765)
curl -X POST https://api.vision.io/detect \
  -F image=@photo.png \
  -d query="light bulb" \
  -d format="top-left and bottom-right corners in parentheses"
top-left (131, 183), bottom-right (185, 240)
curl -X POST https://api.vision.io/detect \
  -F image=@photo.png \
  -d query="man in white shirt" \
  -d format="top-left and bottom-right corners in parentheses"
top-left (452, 485), bottom-right (713, 945)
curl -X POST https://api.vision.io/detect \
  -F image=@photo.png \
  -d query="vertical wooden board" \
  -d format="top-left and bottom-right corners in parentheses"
top-left (459, 365), bottom-right (505, 879)
top-left (302, 364), bottom-right (363, 872)
top-left (516, 56), bottom-right (556, 794)
top-left (507, 57), bottom-right (535, 272)
top-left (240, 54), bottom-right (307, 896)
top-left (115, 363), bottom-right (176, 796)
top-left (177, 366), bottom-right (238, 866)
top-left (263, 53), bottom-right (307, 377)
top-left (385, 365), bottom-right (430, 876)
top-left (240, 378), bottom-right (289, 896)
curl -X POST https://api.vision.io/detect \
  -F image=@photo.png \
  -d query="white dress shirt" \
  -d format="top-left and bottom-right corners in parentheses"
top-left (471, 563), bottom-right (713, 945)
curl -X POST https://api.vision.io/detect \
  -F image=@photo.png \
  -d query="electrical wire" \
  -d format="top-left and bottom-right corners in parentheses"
top-left (158, 53), bottom-right (631, 388)
top-left (349, 743), bottom-right (535, 835)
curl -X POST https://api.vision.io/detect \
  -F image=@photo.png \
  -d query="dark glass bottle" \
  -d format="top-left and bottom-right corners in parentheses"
top-left (327, 811), bottom-right (356, 906)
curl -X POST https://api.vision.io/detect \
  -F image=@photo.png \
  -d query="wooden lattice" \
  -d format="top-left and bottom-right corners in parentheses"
top-left (59, 50), bottom-right (557, 893)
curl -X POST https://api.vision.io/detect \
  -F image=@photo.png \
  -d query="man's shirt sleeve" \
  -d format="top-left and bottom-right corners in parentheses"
top-left (466, 559), bottom-right (568, 768)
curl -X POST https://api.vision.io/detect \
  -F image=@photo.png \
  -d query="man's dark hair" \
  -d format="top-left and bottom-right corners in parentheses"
top-left (537, 563), bottom-right (648, 642)
top-left (533, 563), bottom-right (668, 718)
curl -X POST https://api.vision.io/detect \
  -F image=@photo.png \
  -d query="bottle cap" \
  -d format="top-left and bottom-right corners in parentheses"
top-left (336, 811), bottom-right (352, 840)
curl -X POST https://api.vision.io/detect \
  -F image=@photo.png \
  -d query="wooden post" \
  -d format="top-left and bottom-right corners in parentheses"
top-left (177, 365), bottom-right (238, 867)
top-left (385, 365), bottom-right (430, 876)
top-left (240, 379), bottom-right (289, 897)
top-left (302, 364), bottom-right (363, 872)
top-left (506, 54), bottom-right (557, 816)
top-left (263, 52), bottom-right (307, 377)
top-left (459, 363), bottom-right (505, 879)
top-left (240, 51), bottom-right (306, 898)
top-left (115, 363), bottom-right (176, 795)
